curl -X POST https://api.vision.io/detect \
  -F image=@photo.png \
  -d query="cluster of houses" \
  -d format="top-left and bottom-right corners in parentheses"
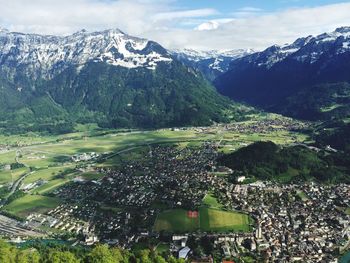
top-left (71, 152), bottom-right (99, 162)
top-left (20, 179), bottom-right (47, 192)
top-left (5, 142), bottom-right (348, 262)
top-left (212, 181), bottom-right (349, 262)
top-left (190, 117), bottom-right (309, 136)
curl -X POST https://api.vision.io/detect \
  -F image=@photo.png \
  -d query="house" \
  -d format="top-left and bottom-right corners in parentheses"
top-left (178, 247), bottom-right (191, 259)
top-left (222, 243), bottom-right (231, 258)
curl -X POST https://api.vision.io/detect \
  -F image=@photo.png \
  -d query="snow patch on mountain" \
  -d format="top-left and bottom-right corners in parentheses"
top-left (246, 27), bottom-right (350, 68)
top-left (172, 48), bottom-right (255, 73)
top-left (0, 28), bottom-right (172, 79)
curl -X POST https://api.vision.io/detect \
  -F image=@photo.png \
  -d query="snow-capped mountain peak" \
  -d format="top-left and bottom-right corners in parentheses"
top-left (242, 26), bottom-right (350, 68)
top-left (172, 48), bottom-right (254, 62)
top-left (171, 48), bottom-right (255, 79)
top-left (0, 27), bottom-right (9, 34)
top-left (0, 28), bottom-right (172, 79)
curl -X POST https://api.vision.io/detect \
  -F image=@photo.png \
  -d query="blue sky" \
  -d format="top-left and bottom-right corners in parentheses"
top-left (171, 0), bottom-right (350, 27)
top-left (1, 0), bottom-right (350, 50)
top-left (175, 0), bottom-right (346, 13)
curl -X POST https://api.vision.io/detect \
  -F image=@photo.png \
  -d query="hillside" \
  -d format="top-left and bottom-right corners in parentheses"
top-left (0, 29), bottom-right (236, 134)
top-left (218, 141), bottom-right (350, 183)
top-left (214, 27), bottom-right (350, 121)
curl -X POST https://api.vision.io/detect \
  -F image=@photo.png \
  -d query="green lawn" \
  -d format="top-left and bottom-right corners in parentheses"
top-left (202, 193), bottom-right (222, 209)
top-left (4, 194), bottom-right (61, 218)
top-left (154, 208), bottom-right (251, 233)
top-left (154, 209), bottom-right (199, 232)
top-left (199, 207), bottom-right (251, 232)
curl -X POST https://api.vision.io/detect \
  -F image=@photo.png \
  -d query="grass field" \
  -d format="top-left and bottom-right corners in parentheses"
top-left (154, 209), bottom-right (199, 232)
top-left (23, 166), bottom-right (74, 184)
top-left (202, 193), bottom-right (222, 209)
top-left (0, 151), bottom-right (17, 164)
top-left (0, 167), bottom-right (29, 184)
top-left (154, 208), bottom-right (251, 233)
top-left (31, 178), bottom-right (70, 195)
top-left (199, 207), bottom-right (251, 232)
top-left (4, 194), bottom-right (61, 218)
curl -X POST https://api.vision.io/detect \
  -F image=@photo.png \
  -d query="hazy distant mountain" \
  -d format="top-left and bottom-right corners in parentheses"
top-left (171, 48), bottom-right (255, 81)
top-left (0, 28), bottom-right (233, 133)
top-left (215, 27), bottom-right (350, 120)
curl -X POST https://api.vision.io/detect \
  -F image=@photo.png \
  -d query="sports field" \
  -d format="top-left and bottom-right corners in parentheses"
top-left (199, 207), bottom-right (251, 232)
top-left (154, 209), bottom-right (199, 232)
top-left (3, 194), bottom-right (61, 218)
top-left (154, 208), bottom-right (252, 233)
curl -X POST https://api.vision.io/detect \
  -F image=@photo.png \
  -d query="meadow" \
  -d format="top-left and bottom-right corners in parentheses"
top-left (3, 194), bottom-right (61, 218)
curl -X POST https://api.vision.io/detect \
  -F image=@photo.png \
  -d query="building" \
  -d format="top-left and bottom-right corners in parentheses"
top-left (178, 247), bottom-right (191, 259)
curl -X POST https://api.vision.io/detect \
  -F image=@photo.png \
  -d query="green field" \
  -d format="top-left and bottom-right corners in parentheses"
top-left (202, 193), bottom-right (222, 209)
top-left (154, 209), bottom-right (199, 232)
top-left (0, 151), bottom-right (17, 164)
top-left (23, 166), bottom-right (74, 184)
top-left (154, 208), bottom-right (251, 233)
top-left (0, 167), bottom-right (29, 184)
top-left (199, 207), bottom-right (251, 232)
top-left (31, 178), bottom-right (70, 195)
top-left (3, 194), bottom-right (61, 218)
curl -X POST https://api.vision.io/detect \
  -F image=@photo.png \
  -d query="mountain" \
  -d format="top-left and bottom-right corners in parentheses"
top-left (171, 48), bottom-right (254, 81)
top-left (214, 27), bottom-right (350, 121)
top-left (0, 28), bottom-right (234, 133)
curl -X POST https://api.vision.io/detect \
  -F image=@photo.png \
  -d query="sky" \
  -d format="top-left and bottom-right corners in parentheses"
top-left (1, 0), bottom-right (350, 51)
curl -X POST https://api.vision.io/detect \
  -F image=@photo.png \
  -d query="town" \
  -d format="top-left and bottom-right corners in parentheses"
top-left (0, 142), bottom-right (347, 262)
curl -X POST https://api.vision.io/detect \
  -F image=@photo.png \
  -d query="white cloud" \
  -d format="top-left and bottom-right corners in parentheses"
top-left (0, 1), bottom-right (350, 51)
top-left (152, 8), bottom-right (217, 22)
top-left (151, 2), bottom-right (350, 50)
top-left (195, 19), bottom-right (234, 31)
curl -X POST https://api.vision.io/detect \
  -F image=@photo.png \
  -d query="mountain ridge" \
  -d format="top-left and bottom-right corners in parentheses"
top-left (214, 26), bottom-right (350, 121)
top-left (171, 48), bottom-right (255, 81)
top-left (0, 28), bottom-right (237, 133)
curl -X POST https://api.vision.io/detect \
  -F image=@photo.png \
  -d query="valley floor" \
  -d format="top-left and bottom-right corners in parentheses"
top-left (0, 114), bottom-right (348, 262)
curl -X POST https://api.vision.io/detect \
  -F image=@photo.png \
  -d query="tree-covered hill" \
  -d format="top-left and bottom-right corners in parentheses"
top-left (218, 141), bottom-right (350, 184)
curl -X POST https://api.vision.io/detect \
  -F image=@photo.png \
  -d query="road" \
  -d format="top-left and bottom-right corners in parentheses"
top-left (0, 170), bottom-right (34, 208)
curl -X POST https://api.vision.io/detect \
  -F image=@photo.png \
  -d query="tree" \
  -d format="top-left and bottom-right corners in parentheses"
top-left (87, 245), bottom-right (115, 263)
top-left (0, 240), bottom-right (17, 263)
top-left (45, 250), bottom-right (80, 263)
